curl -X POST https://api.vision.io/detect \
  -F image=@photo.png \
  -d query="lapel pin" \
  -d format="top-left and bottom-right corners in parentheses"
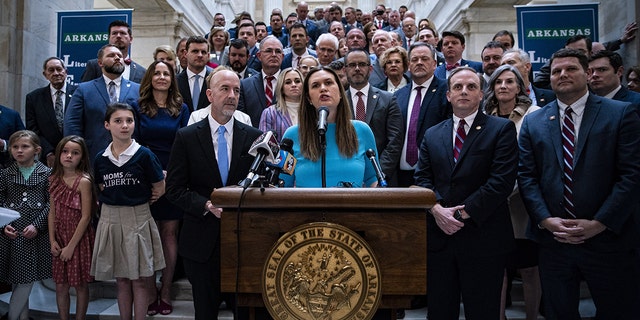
top-left (432, 88), bottom-right (436, 92)
top-left (126, 82), bottom-right (131, 88)
top-left (373, 95), bottom-right (377, 99)
top-left (475, 126), bottom-right (482, 130)
top-left (549, 116), bottom-right (556, 120)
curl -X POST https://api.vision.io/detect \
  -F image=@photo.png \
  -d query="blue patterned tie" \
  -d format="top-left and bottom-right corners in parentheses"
top-left (562, 107), bottom-right (576, 218)
top-left (217, 126), bottom-right (229, 186)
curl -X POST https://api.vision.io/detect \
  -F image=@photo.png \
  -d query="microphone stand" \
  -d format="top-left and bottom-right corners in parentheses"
top-left (320, 131), bottom-right (327, 188)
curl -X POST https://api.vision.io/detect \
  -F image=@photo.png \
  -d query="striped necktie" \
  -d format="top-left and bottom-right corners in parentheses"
top-left (453, 119), bottom-right (466, 163)
top-left (562, 107), bottom-right (576, 218)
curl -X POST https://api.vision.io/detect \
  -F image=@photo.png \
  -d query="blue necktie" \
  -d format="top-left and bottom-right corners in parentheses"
top-left (217, 126), bottom-right (229, 186)
top-left (192, 75), bottom-right (201, 111)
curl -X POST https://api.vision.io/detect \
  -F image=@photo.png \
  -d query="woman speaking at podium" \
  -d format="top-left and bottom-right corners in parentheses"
top-left (281, 67), bottom-right (379, 188)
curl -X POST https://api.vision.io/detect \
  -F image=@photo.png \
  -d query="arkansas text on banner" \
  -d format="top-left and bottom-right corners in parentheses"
top-left (515, 3), bottom-right (598, 76)
top-left (57, 9), bottom-right (133, 86)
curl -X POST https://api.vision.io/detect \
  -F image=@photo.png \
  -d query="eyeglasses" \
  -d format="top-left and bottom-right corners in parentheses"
top-left (346, 62), bottom-right (370, 69)
top-left (261, 48), bottom-right (283, 55)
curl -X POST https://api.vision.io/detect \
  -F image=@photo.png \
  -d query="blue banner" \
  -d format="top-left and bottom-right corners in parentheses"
top-left (515, 3), bottom-right (598, 75)
top-left (57, 10), bottom-right (133, 86)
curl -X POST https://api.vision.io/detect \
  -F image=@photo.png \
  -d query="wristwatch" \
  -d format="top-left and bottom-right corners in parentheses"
top-left (453, 209), bottom-right (466, 222)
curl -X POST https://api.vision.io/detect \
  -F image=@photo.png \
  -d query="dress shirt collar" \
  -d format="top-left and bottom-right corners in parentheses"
top-left (604, 85), bottom-right (622, 99)
top-left (208, 114), bottom-right (235, 138)
top-left (103, 75), bottom-right (122, 87)
top-left (350, 84), bottom-right (370, 100)
top-left (453, 109), bottom-right (479, 131)
top-left (102, 139), bottom-right (141, 167)
top-left (49, 83), bottom-right (68, 96)
top-left (412, 75), bottom-right (434, 92)
top-left (187, 68), bottom-right (207, 80)
top-left (557, 91), bottom-right (589, 118)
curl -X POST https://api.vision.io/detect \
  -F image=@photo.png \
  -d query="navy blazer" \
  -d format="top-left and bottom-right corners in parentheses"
top-left (281, 50), bottom-right (318, 70)
top-left (80, 58), bottom-right (146, 83)
top-left (0, 105), bottom-right (26, 167)
top-left (177, 68), bottom-right (211, 112)
top-left (612, 86), bottom-right (640, 112)
top-left (434, 59), bottom-right (483, 80)
top-left (64, 77), bottom-right (140, 160)
top-left (394, 77), bottom-right (451, 149)
top-left (238, 73), bottom-right (276, 127)
top-left (531, 85), bottom-right (556, 107)
top-left (518, 94), bottom-right (640, 251)
top-left (25, 84), bottom-right (77, 160)
top-left (166, 118), bottom-right (262, 262)
top-left (415, 112), bottom-right (518, 256)
top-left (346, 86), bottom-right (405, 181)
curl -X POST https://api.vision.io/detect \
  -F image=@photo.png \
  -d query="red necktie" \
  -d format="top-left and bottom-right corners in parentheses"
top-left (355, 91), bottom-right (366, 121)
top-left (562, 107), bottom-right (576, 218)
top-left (446, 62), bottom-right (460, 71)
top-left (296, 56), bottom-right (301, 68)
top-left (406, 86), bottom-right (423, 166)
top-left (265, 76), bottom-right (275, 106)
top-left (124, 57), bottom-right (132, 65)
top-left (453, 119), bottom-right (466, 163)
top-left (407, 38), bottom-right (411, 47)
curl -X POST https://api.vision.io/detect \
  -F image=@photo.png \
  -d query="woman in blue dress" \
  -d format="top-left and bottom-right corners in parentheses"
top-left (132, 60), bottom-right (189, 315)
top-left (282, 67), bottom-right (379, 188)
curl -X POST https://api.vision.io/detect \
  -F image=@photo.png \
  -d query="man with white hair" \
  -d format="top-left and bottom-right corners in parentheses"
top-left (315, 33), bottom-right (339, 66)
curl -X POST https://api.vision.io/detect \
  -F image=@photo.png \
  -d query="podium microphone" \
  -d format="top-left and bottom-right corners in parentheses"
top-left (267, 138), bottom-right (297, 186)
top-left (317, 106), bottom-right (329, 135)
top-left (366, 148), bottom-right (387, 187)
top-left (239, 131), bottom-right (279, 189)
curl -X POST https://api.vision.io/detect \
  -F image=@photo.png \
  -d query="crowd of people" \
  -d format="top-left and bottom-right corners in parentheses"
top-left (0, 2), bottom-right (639, 320)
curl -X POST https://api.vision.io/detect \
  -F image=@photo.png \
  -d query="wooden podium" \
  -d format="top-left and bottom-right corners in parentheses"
top-left (213, 187), bottom-right (435, 316)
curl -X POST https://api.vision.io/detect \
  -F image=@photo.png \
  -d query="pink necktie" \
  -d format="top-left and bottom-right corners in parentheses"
top-left (406, 86), bottom-right (423, 166)
top-left (265, 76), bottom-right (275, 106)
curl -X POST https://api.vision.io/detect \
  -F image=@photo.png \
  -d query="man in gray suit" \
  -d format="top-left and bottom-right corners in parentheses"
top-left (80, 20), bottom-right (146, 83)
top-left (345, 49), bottom-right (404, 185)
top-left (65, 44), bottom-right (140, 160)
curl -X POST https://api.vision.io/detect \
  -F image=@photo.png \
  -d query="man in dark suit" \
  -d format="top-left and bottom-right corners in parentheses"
top-left (369, 30), bottom-right (394, 87)
top-left (80, 20), bottom-right (145, 83)
top-left (26, 57), bottom-right (77, 166)
top-left (415, 66), bottom-right (518, 319)
top-left (65, 44), bottom-right (140, 160)
top-left (394, 43), bottom-right (450, 187)
top-left (588, 50), bottom-right (640, 109)
top-left (225, 39), bottom-right (259, 80)
top-left (434, 31), bottom-right (483, 80)
top-left (281, 23), bottom-right (317, 69)
top-left (519, 48), bottom-right (640, 319)
top-left (166, 67), bottom-right (262, 320)
top-left (343, 6), bottom-right (363, 33)
top-left (296, 1), bottom-right (318, 43)
top-left (177, 36), bottom-right (211, 112)
top-left (237, 35), bottom-right (284, 127)
top-left (501, 48), bottom-right (556, 107)
top-left (0, 104), bottom-right (25, 168)
top-left (345, 49), bottom-right (404, 184)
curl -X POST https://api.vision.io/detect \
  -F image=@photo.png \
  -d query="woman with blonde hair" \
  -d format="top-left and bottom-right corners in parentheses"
top-left (153, 45), bottom-right (178, 73)
top-left (259, 67), bottom-right (304, 140)
top-left (207, 26), bottom-right (229, 67)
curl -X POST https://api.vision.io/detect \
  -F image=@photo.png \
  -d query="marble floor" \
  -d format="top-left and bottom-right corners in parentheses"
top-left (0, 280), bottom-right (597, 320)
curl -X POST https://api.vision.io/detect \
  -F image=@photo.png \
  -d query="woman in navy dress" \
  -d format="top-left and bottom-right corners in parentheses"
top-left (132, 60), bottom-right (189, 315)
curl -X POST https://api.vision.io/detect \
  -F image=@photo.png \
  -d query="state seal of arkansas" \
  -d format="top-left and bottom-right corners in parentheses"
top-left (262, 222), bottom-right (382, 320)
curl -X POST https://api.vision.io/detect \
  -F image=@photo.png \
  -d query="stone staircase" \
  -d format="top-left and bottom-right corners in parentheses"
top-left (0, 277), bottom-right (596, 319)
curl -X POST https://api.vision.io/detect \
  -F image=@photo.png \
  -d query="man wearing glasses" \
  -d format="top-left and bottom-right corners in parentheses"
top-left (238, 36), bottom-right (284, 127)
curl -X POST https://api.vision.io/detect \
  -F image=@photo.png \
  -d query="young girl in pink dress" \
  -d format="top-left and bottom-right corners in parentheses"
top-left (48, 135), bottom-right (96, 320)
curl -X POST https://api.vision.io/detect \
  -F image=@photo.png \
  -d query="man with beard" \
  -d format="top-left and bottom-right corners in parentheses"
top-left (480, 41), bottom-right (505, 89)
top-left (26, 57), bottom-right (78, 166)
top-left (65, 44), bottom-right (140, 160)
top-left (81, 20), bottom-right (146, 83)
top-left (238, 36), bottom-right (284, 127)
top-left (226, 38), bottom-right (259, 80)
